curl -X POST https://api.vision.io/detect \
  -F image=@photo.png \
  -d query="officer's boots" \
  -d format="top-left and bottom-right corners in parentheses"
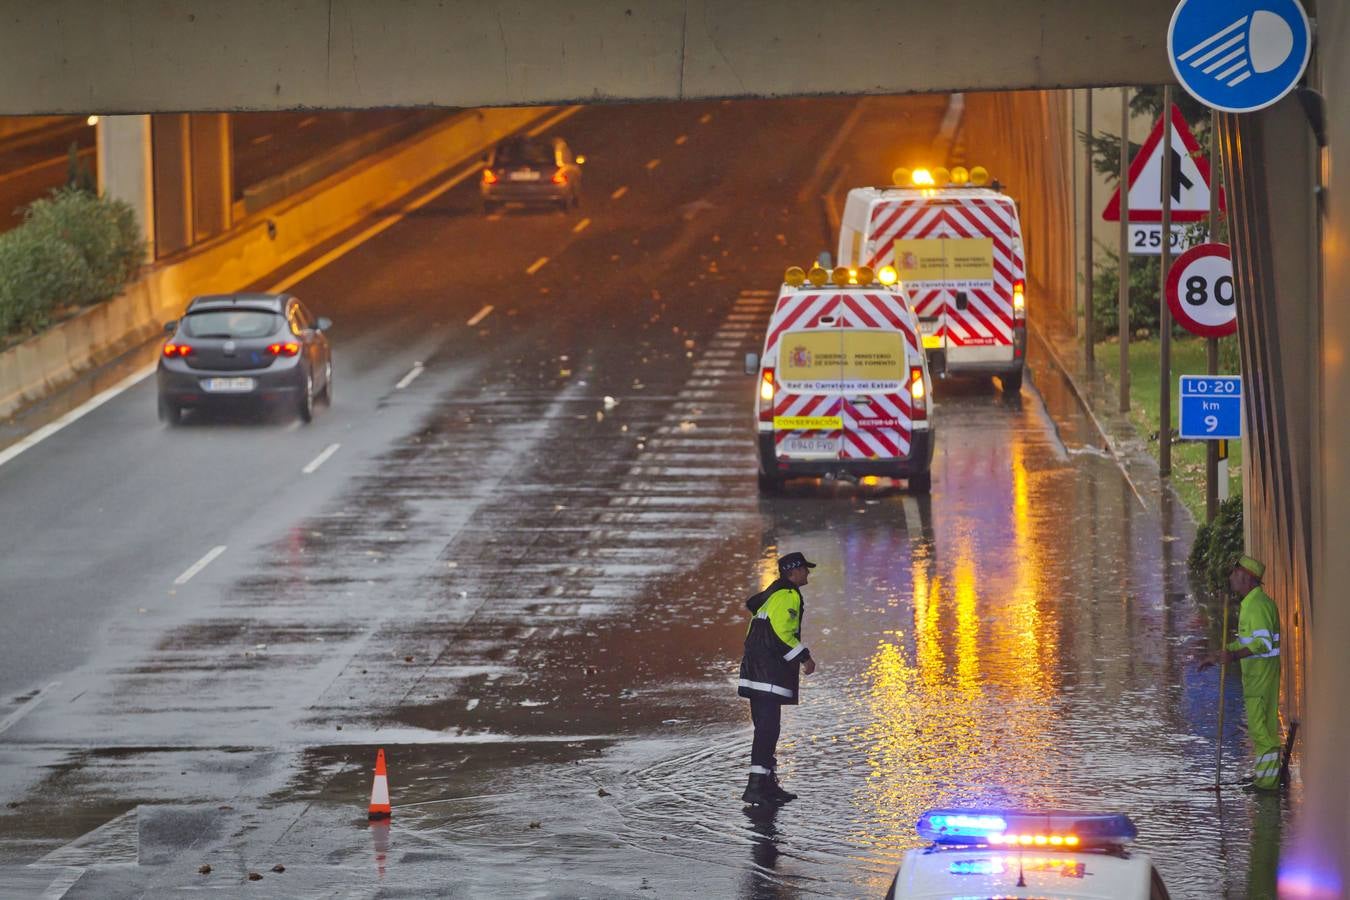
top-left (741, 773), bottom-right (774, 806)
top-left (766, 771), bottom-right (797, 803)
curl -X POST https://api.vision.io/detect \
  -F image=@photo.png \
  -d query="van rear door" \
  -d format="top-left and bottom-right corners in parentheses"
top-left (839, 328), bottom-right (913, 461)
top-left (773, 327), bottom-right (844, 461)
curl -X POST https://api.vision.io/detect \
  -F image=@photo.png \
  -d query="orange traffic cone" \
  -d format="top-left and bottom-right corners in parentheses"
top-left (368, 748), bottom-right (391, 820)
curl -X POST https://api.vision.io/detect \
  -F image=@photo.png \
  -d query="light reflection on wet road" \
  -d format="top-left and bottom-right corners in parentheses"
top-left (0, 95), bottom-right (1287, 898)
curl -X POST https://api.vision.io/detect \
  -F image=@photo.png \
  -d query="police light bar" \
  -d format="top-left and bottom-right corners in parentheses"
top-left (916, 809), bottom-right (1137, 848)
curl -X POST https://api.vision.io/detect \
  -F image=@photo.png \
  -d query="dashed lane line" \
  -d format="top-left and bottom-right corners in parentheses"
top-left (699, 113), bottom-right (713, 124)
top-left (526, 256), bottom-right (550, 275)
top-left (302, 443), bottom-right (341, 475)
top-left (572, 217), bottom-right (591, 234)
top-left (645, 158), bottom-right (661, 170)
top-left (173, 545), bottom-right (227, 586)
top-left (0, 681), bottom-right (60, 737)
top-left (467, 305), bottom-right (495, 326)
top-left (675, 134), bottom-right (688, 145)
top-left (395, 362), bottom-right (425, 389)
top-left (610, 185), bottom-right (628, 200)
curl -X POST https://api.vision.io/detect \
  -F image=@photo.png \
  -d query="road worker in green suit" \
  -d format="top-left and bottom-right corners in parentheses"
top-left (1200, 555), bottom-right (1283, 791)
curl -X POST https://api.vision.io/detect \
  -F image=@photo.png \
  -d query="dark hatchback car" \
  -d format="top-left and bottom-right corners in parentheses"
top-left (480, 135), bottom-right (584, 212)
top-left (157, 293), bottom-right (333, 425)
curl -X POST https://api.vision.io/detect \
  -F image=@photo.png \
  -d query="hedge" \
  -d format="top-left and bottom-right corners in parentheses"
top-left (0, 187), bottom-right (145, 339)
top-left (1187, 494), bottom-right (1245, 597)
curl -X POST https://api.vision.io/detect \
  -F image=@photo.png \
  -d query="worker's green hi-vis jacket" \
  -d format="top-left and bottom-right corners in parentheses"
top-left (1227, 585), bottom-right (1282, 789)
top-left (738, 577), bottom-right (811, 705)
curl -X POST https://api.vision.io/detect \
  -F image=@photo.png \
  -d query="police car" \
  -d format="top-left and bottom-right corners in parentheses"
top-left (745, 263), bottom-right (935, 493)
top-left (884, 809), bottom-right (1174, 899)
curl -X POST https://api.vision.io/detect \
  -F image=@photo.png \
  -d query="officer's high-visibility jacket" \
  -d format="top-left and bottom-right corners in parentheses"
top-left (738, 577), bottom-right (811, 705)
top-left (1227, 585), bottom-right (1282, 789)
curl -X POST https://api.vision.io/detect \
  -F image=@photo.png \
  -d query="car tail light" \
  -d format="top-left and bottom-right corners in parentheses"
top-left (266, 342), bottom-right (301, 357)
top-left (551, 170), bottom-right (568, 185)
top-left (1012, 279), bottom-right (1026, 322)
top-left (482, 169), bottom-right (499, 184)
top-left (758, 368), bottom-right (775, 422)
top-left (163, 343), bottom-right (193, 358)
top-left (910, 366), bottom-right (927, 420)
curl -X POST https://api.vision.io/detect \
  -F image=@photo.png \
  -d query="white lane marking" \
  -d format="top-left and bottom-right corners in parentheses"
top-left (0, 681), bottom-right (60, 737)
top-left (250, 133), bottom-right (273, 145)
top-left (395, 362), bottom-right (425, 389)
top-left (302, 442), bottom-right (341, 475)
top-left (0, 364), bottom-right (156, 472)
top-left (901, 496), bottom-right (923, 540)
top-left (571, 217), bottom-right (591, 234)
top-left (526, 256), bottom-right (550, 275)
top-left (173, 545), bottom-right (227, 586)
top-left (610, 185), bottom-right (628, 200)
top-left (298, 116), bottom-right (318, 128)
top-left (39, 867), bottom-right (84, 900)
top-left (674, 134), bottom-right (688, 145)
top-left (645, 158), bottom-right (661, 170)
top-left (0, 109), bottom-right (583, 473)
top-left (699, 113), bottom-right (713, 124)
top-left (467, 305), bottom-right (495, 326)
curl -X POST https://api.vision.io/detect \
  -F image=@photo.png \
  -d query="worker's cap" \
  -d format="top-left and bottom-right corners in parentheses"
top-left (1236, 555), bottom-right (1266, 580)
top-left (777, 552), bottom-right (817, 573)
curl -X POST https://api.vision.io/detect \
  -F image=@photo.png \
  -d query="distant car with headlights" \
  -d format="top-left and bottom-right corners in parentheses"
top-left (885, 808), bottom-right (1173, 899)
top-left (837, 167), bottom-right (1027, 393)
top-left (480, 135), bottom-right (584, 212)
top-left (745, 263), bottom-right (935, 494)
top-left (157, 293), bottom-right (332, 425)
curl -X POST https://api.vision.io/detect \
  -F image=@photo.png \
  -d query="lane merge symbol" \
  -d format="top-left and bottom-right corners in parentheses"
top-left (1168, 0), bottom-right (1311, 114)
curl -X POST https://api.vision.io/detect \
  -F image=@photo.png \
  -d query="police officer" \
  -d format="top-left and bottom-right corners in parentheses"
top-left (1199, 555), bottom-right (1282, 791)
top-left (738, 551), bottom-right (817, 805)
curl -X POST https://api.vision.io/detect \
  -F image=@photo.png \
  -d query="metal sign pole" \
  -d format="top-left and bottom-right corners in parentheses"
top-left (1118, 88), bottom-right (1131, 414)
top-left (1159, 86), bottom-right (1174, 477)
top-left (1206, 109), bottom-right (1221, 520)
top-left (1084, 89), bottom-right (1095, 379)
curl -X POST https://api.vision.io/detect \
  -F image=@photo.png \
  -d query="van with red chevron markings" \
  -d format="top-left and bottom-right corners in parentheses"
top-left (745, 263), bottom-right (935, 494)
top-left (836, 167), bottom-right (1027, 393)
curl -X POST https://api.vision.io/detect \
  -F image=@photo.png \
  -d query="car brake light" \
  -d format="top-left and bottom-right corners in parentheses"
top-left (482, 169), bottom-right (499, 184)
top-left (910, 366), bottom-right (927, 419)
top-left (266, 342), bottom-right (301, 357)
top-left (552, 170), bottom-right (568, 185)
top-left (163, 343), bottom-right (193, 358)
top-left (1012, 279), bottom-right (1026, 321)
top-left (759, 368), bottom-right (775, 421)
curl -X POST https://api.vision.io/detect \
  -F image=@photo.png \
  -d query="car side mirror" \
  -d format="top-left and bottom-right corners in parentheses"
top-left (744, 352), bottom-right (759, 376)
top-left (575, 154), bottom-right (586, 166)
top-left (163, 320), bottom-right (177, 333)
top-left (316, 317), bottom-right (332, 332)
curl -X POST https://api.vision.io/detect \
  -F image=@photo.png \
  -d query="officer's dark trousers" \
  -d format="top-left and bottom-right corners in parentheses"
top-left (749, 696), bottom-right (782, 771)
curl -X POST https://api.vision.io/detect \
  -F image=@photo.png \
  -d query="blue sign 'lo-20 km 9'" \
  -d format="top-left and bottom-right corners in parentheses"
top-left (1179, 375), bottom-right (1242, 440)
top-left (1168, 0), bottom-right (1311, 114)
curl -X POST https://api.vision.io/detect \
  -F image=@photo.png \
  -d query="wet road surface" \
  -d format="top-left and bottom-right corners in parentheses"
top-left (0, 96), bottom-right (1285, 897)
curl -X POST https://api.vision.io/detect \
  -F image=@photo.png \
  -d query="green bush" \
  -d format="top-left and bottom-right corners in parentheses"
top-left (0, 226), bottom-right (92, 335)
top-left (1090, 244), bottom-right (1163, 340)
top-left (1188, 494), bottom-right (1244, 597)
top-left (22, 187), bottom-right (145, 306)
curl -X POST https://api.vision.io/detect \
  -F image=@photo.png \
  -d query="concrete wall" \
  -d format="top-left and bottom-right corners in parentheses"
top-left (0, 0), bottom-right (1176, 114)
top-left (962, 91), bottom-right (1077, 334)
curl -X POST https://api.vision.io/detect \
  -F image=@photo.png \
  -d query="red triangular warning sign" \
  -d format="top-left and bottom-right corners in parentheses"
top-left (1102, 105), bottom-right (1225, 224)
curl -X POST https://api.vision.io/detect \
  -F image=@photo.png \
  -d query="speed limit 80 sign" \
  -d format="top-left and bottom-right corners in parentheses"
top-left (1165, 242), bottom-right (1237, 338)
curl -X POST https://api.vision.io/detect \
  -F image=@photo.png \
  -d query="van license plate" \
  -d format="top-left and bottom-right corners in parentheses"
top-left (203, 377), bottom-right (256, 393)
top-left (509, 171), bottom-right (541, 181)
top-left (780, 437), bottom-right (837, 455)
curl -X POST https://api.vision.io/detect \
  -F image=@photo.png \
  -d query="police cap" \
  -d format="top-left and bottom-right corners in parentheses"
top-left (777, 552), bottom-right (817, 574)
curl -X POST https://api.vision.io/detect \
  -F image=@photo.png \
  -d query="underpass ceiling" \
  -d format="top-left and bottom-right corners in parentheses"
top-left (1, 0), bottom-right (1176, 114)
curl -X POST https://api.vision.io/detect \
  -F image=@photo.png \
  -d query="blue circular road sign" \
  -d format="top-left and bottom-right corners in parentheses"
top-left (1168, 0), bottom-right (1311, 113)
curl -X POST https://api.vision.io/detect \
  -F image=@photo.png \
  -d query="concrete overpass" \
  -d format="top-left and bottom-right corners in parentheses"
top-left (1, 0), bottom-right (1346, 889)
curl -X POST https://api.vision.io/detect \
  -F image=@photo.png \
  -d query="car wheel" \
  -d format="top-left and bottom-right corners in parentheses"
top-left (318, 360), bottom-right (333, 406)
top-left (158, 396), bottom-right (181, 426)
top-left (757, 472), bottom-right (784, 495)
top-left (908, 471), bottom-right (932, 494)
top-left (1000, 369), bottom-right (1023, 394)
top-left (298, 374), bottom-right (314, 424)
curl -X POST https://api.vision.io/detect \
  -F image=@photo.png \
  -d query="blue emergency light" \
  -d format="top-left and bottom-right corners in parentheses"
top-left (917, 808), bottom-right (1137, 848)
